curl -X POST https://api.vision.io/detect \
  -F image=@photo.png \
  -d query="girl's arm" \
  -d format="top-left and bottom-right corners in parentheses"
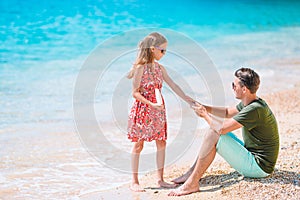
top-left (160, 65), bottom-right (194, 105)
top-left (132, 65), bottom-right (163, 110)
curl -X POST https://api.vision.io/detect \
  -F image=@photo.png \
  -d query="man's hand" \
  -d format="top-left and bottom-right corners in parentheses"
top-left (192, 102), bottom-right (208, 118)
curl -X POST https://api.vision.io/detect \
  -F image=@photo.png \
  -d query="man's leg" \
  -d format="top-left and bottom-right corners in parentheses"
top-left (172, 127), bottom-right (220, 184)
top-left (171, 158), bottom-right (197, 184)
top-left (216, 132), bottom-right (270, 178)
top-left (168, 128), bottom-right (219, 196)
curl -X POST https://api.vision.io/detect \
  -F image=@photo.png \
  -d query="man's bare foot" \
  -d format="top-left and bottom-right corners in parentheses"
top-left (157, 180), bottom-right (177, 188)
top-left (171, 170), bottom-right (192, 184)
top-left (130, 183), bottom-right (145, 192)
top-left (168, 183), bottom-right (199, 196)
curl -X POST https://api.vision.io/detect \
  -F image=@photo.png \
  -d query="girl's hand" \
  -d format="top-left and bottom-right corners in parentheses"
top-left (185, 95), bottom-right (197, 106)
top-left (150, 102), bottom-right (164, 110)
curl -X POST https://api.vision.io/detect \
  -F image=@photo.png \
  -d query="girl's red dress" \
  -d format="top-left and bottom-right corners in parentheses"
top-left (127, 62), bottom-right (167, 142)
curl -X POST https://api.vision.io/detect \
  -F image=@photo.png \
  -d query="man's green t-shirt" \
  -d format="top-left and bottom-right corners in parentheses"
top-left (233, 98), bottom-right (279, 174)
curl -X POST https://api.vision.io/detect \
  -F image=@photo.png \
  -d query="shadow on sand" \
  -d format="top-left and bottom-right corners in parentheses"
top-left (198, 169), bottom-right (299, 192)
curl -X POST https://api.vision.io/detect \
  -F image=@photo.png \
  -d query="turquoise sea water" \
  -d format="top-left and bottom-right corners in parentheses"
top-left (1, 0), bottom-right (300, 198)
top-left (1, 0), bottom-right (300, 130)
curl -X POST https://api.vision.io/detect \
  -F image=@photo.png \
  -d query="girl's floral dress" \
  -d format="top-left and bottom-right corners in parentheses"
top-left (127, 62), bottom-right (167, 142)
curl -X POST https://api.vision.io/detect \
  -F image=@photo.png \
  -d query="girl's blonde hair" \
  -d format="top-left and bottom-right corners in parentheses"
top-left (127, 32), bottom-right (167, 79)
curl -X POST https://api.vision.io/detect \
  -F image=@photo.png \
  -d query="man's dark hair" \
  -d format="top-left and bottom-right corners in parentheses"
top-left (234, 67), bottom-right (260, 94)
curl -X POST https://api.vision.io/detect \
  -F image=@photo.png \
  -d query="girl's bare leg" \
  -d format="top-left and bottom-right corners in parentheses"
top-left (130, 141), bottom-right (145, 192)
top-left (156, 140), bottom-right (177, 188)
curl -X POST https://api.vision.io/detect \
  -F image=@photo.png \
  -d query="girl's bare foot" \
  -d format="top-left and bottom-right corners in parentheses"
top-left (168, 182), bottom-right (199, 196)
top-left (130, 183), bottom-right (146, 192)
top-left (171, 170), bottom-right (192, 184)
top-left (157, 180), bottom-right (177, 188)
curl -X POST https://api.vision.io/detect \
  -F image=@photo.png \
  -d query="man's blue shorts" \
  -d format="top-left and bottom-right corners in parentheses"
top-left (216, 132), bottom-right (270, 178)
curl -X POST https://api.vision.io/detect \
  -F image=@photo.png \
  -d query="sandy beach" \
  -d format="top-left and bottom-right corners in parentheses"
top-left (80, 81), bottom-right (300, 200)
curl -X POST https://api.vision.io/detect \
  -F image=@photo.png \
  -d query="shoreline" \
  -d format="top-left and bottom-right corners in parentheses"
top-left (80, 82), bottom-right (300, 200)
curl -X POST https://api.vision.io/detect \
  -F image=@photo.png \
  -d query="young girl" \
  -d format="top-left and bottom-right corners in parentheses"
top-left (127, 32), bottom-right (194, 192)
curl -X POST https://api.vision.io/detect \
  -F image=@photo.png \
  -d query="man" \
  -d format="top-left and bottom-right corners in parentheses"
top-left (168, 67), bottom-right (279, 196)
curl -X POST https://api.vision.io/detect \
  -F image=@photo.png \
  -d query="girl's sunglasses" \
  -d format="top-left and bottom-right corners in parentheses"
top-left (155, 46), bottom-right (167, 54)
